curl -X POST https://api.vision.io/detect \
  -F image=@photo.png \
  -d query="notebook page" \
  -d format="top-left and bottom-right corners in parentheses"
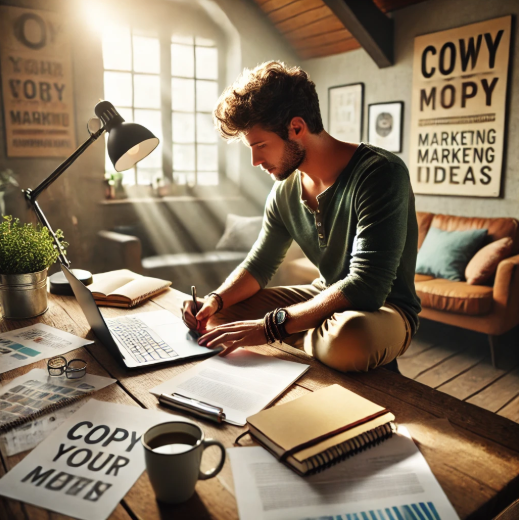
top-left (108, 277), bottom-right (170, 302)
top-left (88, 272), bottom-right (137, 298)
top-left (228, 427), bottom-right (460, 520)
top-left (150, 349), bottom-right (309, 425)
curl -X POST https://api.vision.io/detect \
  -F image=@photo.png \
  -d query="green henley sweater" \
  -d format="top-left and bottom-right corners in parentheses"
top-left (240, 143), bottom-right (422, 335)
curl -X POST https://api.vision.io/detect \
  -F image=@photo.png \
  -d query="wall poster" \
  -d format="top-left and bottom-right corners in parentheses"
top-left (409, 16), bottom-right (511, 197)
top-left (0, 6), bottom-right (76, 157)
top-left (328, 83), bottom-right (364, 143)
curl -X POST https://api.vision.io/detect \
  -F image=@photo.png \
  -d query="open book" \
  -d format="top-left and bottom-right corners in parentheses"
top-left (246, 384), bottom-right (395, 476)
top-left (88, 269), bottom-right (171, 308)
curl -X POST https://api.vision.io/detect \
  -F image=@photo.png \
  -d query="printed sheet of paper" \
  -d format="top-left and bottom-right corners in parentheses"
top-left (0, 400), bottom-right (84, 456)
top-left (0, 368), bottom-right (115, 430)
top-left (150, 349), bottom-right (309, 425)
top-left (0, 399), bottom-right (181, 520)
top-left (0, 323), bottom-right (93, 374)
top-left (228, 427), bottom-right (460, 520)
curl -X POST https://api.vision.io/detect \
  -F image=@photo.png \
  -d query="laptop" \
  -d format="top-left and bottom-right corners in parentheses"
top-left (61, 265), bottom-right (222, 369)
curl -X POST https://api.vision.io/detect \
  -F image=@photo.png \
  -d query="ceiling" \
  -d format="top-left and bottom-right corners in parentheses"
top-left (253, 0), bottom-right (426, 60)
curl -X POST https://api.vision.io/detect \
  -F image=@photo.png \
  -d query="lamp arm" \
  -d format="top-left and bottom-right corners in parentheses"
top-left (26, 126), bottom-right (105, 201)
top-left (23, 125), bottom-right (106, 269)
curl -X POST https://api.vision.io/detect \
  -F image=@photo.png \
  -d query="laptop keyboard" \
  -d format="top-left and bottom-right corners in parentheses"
top-left (106, 316), bottom-right (179, 364)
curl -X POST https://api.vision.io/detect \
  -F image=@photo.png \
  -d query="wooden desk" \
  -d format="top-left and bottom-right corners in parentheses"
top-left (1, 289), bottom-right (519, 520)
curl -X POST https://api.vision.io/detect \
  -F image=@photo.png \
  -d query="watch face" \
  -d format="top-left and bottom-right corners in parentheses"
top-left (275, 309), bottom-right (287, 325)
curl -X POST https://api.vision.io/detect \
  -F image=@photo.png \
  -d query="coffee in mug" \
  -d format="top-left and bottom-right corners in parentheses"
top-left (142, 421), bottom-right (226, 504)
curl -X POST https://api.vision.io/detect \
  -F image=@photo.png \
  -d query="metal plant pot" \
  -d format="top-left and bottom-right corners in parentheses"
top-left (0, 269), bottom-right (48, 319)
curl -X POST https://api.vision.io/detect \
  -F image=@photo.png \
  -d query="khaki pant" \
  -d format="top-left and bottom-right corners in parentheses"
top-left (208, 285), bottom-right (412, 373)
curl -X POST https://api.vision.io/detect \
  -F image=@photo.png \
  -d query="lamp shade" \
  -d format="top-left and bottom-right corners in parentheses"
top-left (94, 100), bottom-right (160, 172)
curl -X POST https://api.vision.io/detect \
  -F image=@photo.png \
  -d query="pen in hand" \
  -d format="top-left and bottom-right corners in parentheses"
top-left (191, 285), bottom-right (198, 330)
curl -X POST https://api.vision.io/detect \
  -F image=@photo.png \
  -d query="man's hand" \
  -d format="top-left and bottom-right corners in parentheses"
top-left (197, 319), bottom-right (265, 356)
top-left (182, 296), bottom-right (219, 333)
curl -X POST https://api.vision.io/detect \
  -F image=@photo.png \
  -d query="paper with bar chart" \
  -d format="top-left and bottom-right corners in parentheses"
top-left (228, 426), bottom-right (459, 520)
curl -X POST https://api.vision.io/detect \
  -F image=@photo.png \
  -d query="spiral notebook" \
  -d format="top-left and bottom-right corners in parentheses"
top-left (88, 269), bottom-right (171, 308)
top-left (0, 368), bottom-right (115, 433)
top-left (246, 384), bottom-right (395, 476)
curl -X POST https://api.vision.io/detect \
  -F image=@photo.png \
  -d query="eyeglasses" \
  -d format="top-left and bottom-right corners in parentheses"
top-left (47, 356), bottom-right (87, 379)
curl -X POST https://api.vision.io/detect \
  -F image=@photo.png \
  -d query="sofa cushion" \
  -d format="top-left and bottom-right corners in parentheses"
top-left (216, 214), bottom-right (263, 252)
top-left (465, 237), bottom-right (514, 285)
top-left (416, 279), bottom-right (493, 315)
top-left (416, 212), bottom-right (434, 250)
top-left (415, 273), bottom-right (434, 282)
top-left (431, 214), bottom-right (519, 254)
top-left (142, 251), bottom-right (247, 269)
top-left (416, 227), bottom-right (488, 281)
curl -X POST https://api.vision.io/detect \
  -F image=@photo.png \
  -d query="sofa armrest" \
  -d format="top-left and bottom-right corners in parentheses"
top-left (97, 230), bottom-right (143, 274)
top-left (493, 253), bottom-right (519, 305)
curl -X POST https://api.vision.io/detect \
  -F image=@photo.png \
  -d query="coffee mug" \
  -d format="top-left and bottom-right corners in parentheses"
top-left (142, 421), bottom-right (226, 504)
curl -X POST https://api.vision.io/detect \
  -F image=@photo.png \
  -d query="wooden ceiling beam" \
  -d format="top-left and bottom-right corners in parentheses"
top-left (299, 37), bottom-right (361, 59)
top-left (321, 0), bottom-right (394, 67)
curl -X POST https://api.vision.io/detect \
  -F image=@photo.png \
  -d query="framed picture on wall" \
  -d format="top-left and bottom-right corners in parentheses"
top-left (367, 101), bottom-right (404, 153)
top-left (328, 83), bottom-right (364, 143)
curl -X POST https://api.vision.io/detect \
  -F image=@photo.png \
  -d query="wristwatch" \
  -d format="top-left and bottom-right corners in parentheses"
top-left (274, 308), bottom-right (290, 340)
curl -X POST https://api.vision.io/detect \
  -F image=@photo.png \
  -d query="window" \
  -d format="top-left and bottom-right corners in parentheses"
top-left (171, 35), bottom-right (219, 187)
top-left (102, 29), bottom-right (219, 187)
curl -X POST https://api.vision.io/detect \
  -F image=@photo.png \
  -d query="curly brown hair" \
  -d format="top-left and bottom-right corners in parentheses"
top-left (213, 61), bottom-right (324, 141)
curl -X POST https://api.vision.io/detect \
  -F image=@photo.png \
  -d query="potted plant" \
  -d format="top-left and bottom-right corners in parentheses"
top-left (0, 216), bottom-right (68, 319)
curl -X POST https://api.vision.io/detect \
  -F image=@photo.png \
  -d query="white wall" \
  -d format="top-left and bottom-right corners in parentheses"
top-left (303, 0), bottom-right (519, 218)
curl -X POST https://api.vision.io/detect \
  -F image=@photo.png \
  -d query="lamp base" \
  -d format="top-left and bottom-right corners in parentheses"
top-left (49, 269), bottom-right (93, 295)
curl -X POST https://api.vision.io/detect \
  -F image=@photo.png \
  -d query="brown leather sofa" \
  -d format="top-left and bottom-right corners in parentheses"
top-left (415, 212), bottom-right (519, 366)
top-left (278, 212), bottom-right (519, 366)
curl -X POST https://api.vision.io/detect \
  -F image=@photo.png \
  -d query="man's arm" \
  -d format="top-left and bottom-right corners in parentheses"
top-left (199, 162), bottom-right (412, 355)
top-left (183, 186), bottom-right (292, 330)
top-left (183, 267), bottom-right (260, 330)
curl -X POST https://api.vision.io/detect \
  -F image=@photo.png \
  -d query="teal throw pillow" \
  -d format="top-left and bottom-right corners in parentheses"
top-left (416, 227), bottom-right (488, 281)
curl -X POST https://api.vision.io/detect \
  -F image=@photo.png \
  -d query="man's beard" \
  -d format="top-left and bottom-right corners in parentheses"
top-left (272, 139), bottom-right (306, 181)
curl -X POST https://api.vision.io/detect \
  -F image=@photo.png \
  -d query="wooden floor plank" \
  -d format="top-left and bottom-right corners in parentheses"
top-left (399, 344), bottom-right (464, 379)
top-left (498, 395), bottom-right (519, 423)
top-left (437, 357), bottom-right (507, 401)
top-left (468, 366), bottom-right (519, 413)
top-left (416, 345), bottom-right (487, 388)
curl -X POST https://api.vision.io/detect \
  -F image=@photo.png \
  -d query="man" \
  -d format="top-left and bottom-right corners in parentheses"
top-left (183, 61), bottom-right (421, 373)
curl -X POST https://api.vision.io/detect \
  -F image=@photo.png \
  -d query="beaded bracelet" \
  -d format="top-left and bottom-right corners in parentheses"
top-left (207, 292), bottom-right (224, 314)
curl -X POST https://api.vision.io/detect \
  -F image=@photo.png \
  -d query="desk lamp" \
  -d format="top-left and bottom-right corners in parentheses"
top-left (23, 100), bottom-right (159, 295)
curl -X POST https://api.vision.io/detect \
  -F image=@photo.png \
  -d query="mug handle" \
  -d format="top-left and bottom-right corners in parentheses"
top-left (199, 438), bottom-right (226, 480)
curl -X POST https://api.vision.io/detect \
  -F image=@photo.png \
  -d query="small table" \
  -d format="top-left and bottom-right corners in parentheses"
top-left (1, 288), bottom-right (519, 519)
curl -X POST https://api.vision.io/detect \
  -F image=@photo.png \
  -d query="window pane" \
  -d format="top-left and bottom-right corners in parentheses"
top-left (197, 172), bottom-right (218, 185)
top-left (134, 74), bottom-right (160, 109)
top-left (172, 35), bottom-right (194, 45)
top-left (115, 107), bottom-right (133, 123)
top-left (173, 144), bottom-right (195, 170)
top-left (171, 43), bottom-right (194, 78)
top-left (136, 168), bottom-right (161, 186)
top-left (196, 80), bottom-right (218, 112)
top-left (195, 36), bottom-right (215, 47)
top-left (173, 171), bottom-right (187, 185)
top-left (121, 168), bottom-right (136, 185)
top-left (133, 36), bottom-right (160, 73)
top-left (134, 109), bottom-right (162, 140)
top-left (102, 28), bottom-right (131, 71)
top-left (172, 112), bottom-right (195, 143)
top-left (196, 46), bottom-right (217, 80)
top-left (104, 71), bottom-right (132, 107)
top-left (197, 144), bottom-right (218, 171)
top-left (172, 78), bottom-right (194, 111)
top-left (196, 113), bottom-right (216, 143)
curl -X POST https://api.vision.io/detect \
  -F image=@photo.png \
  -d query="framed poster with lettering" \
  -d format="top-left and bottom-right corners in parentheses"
top-left (409, 16), bottom-right (511, 197)
top-left (0, 6), bottom-right (76, 157)
top-left (328, 83), bottom-right (364, 143)
top-left (368, 101), bottom-right (404, 153)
